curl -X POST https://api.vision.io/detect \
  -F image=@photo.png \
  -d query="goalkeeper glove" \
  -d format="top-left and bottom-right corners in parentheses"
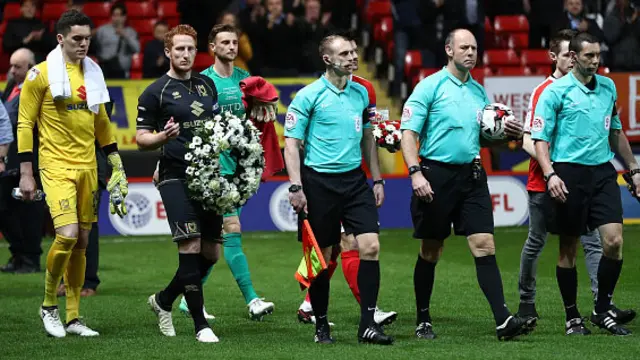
top-left (250, 100), bottom-right (278, 122)
top-left (106, 152), bottom-right (129, 217)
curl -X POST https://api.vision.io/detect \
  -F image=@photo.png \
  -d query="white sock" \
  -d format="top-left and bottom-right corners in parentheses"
top-left (299, 300), bottom-right (312, 312)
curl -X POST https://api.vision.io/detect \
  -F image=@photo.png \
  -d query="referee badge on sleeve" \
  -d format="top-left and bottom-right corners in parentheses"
top-left (401, 106), bottom-right (412, 122)
top-left (285, 112), bottom-right (297, 130)
top-left (604, 116), bottom-right (611, 131)
top-left (354, 115), bottom-right (361, 132)
top-left (27, 67), bottom-right (40, 81)
top-left (532, 116), bottom-right (544, 132)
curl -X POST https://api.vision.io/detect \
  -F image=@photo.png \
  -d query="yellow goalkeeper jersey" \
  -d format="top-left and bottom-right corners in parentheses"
top-left (17, 61), bottom-right (115, 170)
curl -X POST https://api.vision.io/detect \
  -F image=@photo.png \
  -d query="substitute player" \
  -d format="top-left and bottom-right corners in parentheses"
top-left (518, 29), bottom-right (635, 333)
top-left (400, 29), bottom-right (534, 341)
top-left (285, 33), bottom-right (393, 345)
top-left (137, 25), bottom-right (221, 343)
top-left (18, 10), bottom-right (127, 338)
top-left (173, 23), bottom-right (275, 320)
top-left (532, 32), bottom-right (638, 336)
top-left (297, 34), bottom-right (397, 327)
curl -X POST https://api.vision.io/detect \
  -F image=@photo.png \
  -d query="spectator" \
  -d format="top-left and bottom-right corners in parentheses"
top-left (238, 0), bottom-right (266, 73)
top-left (178, 0), bottom-right (231, 51)
top-left (0, 48), bottom-right (44, 274)
top-left (142, 20), bottom-right (170, 78)
top-left (257, 0), bottom-right (299, 76)
top-left (525, 0), bottom-right (565, 48)
top-left (53, 1), bottom-right (97, 55)
top-left (604, 0), bottom-right (640, 71)
top-left (440, 0), bottom-right (486, 66)
top-left (96, 2), bottom-right (140, 79)
top-left (217, 12), bottom-right (254, 72)
top-left (552, 0), bottom-right (605, 42)
top-left (3, 0), bottom-right (53, 62)
top-left (296, 0), bottom-right (333, 75)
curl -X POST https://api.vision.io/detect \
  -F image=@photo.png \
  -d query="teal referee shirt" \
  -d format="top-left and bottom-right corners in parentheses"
top-left (531, 72), bottom-right (620, 165)
top-left (285, 76), bottom-right (370, 173)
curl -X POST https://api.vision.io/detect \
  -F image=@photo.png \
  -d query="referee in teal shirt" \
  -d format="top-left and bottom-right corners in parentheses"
top-left (284, 33), bottom-right (392, 345)
top-left (532, 32), bottom-right (639, 336)
top-left (401, 29), bottom-right (535, 341)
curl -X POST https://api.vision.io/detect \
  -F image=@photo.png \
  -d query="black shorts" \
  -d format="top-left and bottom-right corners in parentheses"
top-left (298, 166), bottom-right (379, 248)
top-left (410, 159), bottom-right (494, 241)
top-left (157, 179), bottom-right (223, 243)
top-left (546, 162), bottom-right (622, 236)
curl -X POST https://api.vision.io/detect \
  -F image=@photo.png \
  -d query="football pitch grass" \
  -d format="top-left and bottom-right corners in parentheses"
top-left (2, 227), bottom-right (639, 359)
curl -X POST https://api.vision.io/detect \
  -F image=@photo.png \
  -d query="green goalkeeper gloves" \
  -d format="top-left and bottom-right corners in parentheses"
top-left (106, 152), bottom-right (129, 217)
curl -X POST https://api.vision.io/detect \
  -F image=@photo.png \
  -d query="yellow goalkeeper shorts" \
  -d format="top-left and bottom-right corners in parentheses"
top-left (40, 168), bottom-right (98, 229)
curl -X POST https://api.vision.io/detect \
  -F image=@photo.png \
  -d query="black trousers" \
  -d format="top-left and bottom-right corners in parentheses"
top-left (84, 190), bottom-right (102, 290)
top-left (0, 174), bottom-right (44, 267)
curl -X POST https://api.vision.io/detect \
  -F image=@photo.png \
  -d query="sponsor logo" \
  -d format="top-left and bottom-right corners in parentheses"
top-left (531, 116), bottom-right (544, 132)
top-left (285, 112), bottom-right (297, 130)
top-left (172, 91), bottom-right (181, 99)
top-left (110, 192), bottom-right (153, 232)
top-left (27, 67), bottom-right (39, 81)
top-left (195, 84), bottom-right (208, 97)
top-left (77, 86), bottom-right (86, 100)
top-left (354, 115), bottom-right (361, 132)
top-left (401, 106), bottom-right (412, 122)
top-left (605, 116), bottom-right (611, 130)
top-left (269, 182), bottom-right (298, 231)
top-left (487, 177), bottom-right (529, 226)
top-left (190, 101), bottom-right (205, 116)
top-left (67, 102), bottom-right (88, 111)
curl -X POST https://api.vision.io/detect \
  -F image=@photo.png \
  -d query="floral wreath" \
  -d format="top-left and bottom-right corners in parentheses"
top-left (184, 111), bottom-right (265, 214)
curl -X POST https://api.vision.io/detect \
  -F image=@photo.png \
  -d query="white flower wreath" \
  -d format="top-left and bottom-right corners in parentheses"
top-left (184, 111), bottom-right (265, 214)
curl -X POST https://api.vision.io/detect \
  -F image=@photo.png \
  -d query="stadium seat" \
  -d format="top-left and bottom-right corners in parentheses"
top-left (385, 39), bottom-right (394, 63)
top-left (494, 66), bottom-right (530, 76)
top-left (0, 22), bottom-right (7, 36)
top-left (484, 16), bottom-right (492, 33)
top-left (131, 53), bottom-right (142, 71)
top-left (483, 49), bottom-right (520, 67)
top-left (3, 3), bottom-right (22, 21)
top-left (157, 1), bottom-right (179, 18)
top-left (166, 17), bottom-right (180, 28)
top-left (493, 15), bottom-right (529, 33)
top-left (83, 2), bottom-right (111, 19)
top-left (404, 50), bottom-right (422, 79)
top-left (378, 16), bottom-right (393, 44)
top-left (125, 2), bottom-right (157, 19)
top-left (507, 33), bottom-right (528, 50)
top-left (92, 17), bottom-right (111, 29)
top-left (520, 49), bottom-right (552, 66)
top-left (482, 67), bottom-right (494, 76)
top-left (364, 0), bottom-right (391, 25)
top-left (130, 70), bottom-right (142, 79)
top-left (193, 52), bottom-right (211, 72)
top-left (412, 67), bottom-right (438, 88)
top-left (470, 68), bottom-right (485, 84)
top-left (130, 18), bottom-right (156, 35)
top-left (42, 3), bottom-right (67, 22)
top-left (597, 67), bottom-right (610, 74)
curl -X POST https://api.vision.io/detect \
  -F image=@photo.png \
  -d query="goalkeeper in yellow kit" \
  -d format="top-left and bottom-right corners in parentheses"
top-left (17, 10), bottom-right (128, 338)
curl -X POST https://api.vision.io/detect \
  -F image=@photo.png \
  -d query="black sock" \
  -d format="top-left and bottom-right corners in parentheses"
top-left (199, 255), bottom-right (215, 281)
top-left (414, 255), bottom-right (436, 324)
top-left (474, 255), bottom-right (510, 325)
top-left (157, 269), bottom-right (181, 311)
top-left (595, 256), bottom-right (623, 313)
top-left (178, 253), bottom-right (208, 332)
top-left (308, 269), bottom-right (330, 330)
top-left (358, 259), bottom-right (380, 335)
top-left (556, 266), bottom-right (580, 320)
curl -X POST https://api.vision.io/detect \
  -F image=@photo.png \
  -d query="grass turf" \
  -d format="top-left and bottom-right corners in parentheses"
top-left (1, 227), bottom-right (639, 359)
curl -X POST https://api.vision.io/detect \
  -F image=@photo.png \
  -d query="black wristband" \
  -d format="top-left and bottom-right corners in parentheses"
top-left (18, 152), bottom-right (33, 163)
top-left (373, 179), bottom-right (385, 186)
top-left (102, 143), bottom-right (118, 156)
top-left (408, 165), bottom-right (421, 176)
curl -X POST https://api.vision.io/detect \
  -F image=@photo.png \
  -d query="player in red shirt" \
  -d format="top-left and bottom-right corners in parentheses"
top-left (296, 33), bottom-right (398, 327)
top-left (517, 29), bottom-right (635, 334)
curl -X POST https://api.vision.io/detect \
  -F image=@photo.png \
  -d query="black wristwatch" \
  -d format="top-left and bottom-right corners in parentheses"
top-left (629, 168), bottom-right (640, 177)
top-left (0, 156), bottom-right (7, 164)
top-left (373, 179), bottom-right (385, 186)
top-left (289, 184), bottom-right (302, 193)
top-left (544, 172), bottom-right (557, 182)
top-left (408, 165), bottom-right (421, 176)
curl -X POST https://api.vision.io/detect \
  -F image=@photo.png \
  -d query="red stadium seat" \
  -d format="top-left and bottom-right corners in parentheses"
top-left (83, 2), bottom-right (111, 19)
top-left (484, 17), bottom-right (493, 33)
top-left (507, 33), bottom-right (529, 50)
top-left (130, 18), bottom-right (156, 35)
top-left (3, 3), bottom-right (22, 21)
top-left (125, 2), bottom-right (157, 19)
top-left (0, 22), bottom-right (7, 36)
top-left (483, 49), bottom-right (520, 67)
top-left (364, 0), bottom-right (391, 25)
top-left (193, 52), bottom-right (211, 72)
top-left (92, 17), bottom-right (111, 29)
top-left (130, 71), bottom-right (142, 79)
top-left (158, 1), bottom-right (179, 18)
top-left (166, 17), bottom-right (180, 28)
top-left (404, 50), bottom-right (422, 79)
top-left (379, 16), bottom-right (393, 44)
top-left (494, 66), bottom-right (531, 76)
top-left (597, 67), bottom-right (610, 75)
top-left (532, 65), bottom-right (552, 75)
top-left (42, 3), bottom-right (67, 22)
top-left (520, 49), bottom-right (552, 66)
top-left (131, 53), bottom-right (142, 71)
top-left (470, 67), bottom-right (485, 84)
top-left (493, 15), bottom-right (529, 33)
top-left (482, 67), bottom-right (494, 76)
top-left (385, 39), bottom-right (394, 62)
top-left (412, 67), bottom-right (438, 88)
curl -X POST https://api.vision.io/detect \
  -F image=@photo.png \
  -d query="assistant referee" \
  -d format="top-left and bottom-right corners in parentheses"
top-left (284, 33), bottom-right (392, 345)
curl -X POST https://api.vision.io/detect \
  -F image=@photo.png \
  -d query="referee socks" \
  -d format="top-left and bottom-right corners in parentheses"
top-left (414, 255), bottom-right (436, 324)
top-left (595, 256), bottom-right (623, 313)
top-left (474, 255), bottom-right (510, 325)
top-left (358, 260), bottom-right (380, 335)
top-left (556, 266), bottom-right (581, 320)
top-left (309, 269), bottom-right (331, 328)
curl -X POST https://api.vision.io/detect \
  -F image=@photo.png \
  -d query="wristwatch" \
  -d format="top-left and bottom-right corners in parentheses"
top-left (629, 168), bottom-right (640, 177)
top-left (289, 184), bottom-right (302, 193)
top-left (0, 156), bottom-right (7, 164)
top-left (543, 172), bottom-right (557, 182)
top-left (373, 179), bottom-right (385, 186)
top-left (408, 165), bottom-right (421, 176)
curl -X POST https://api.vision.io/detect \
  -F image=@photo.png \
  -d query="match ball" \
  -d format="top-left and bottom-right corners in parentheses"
top-left (480, 103), bottom-right (514, 141)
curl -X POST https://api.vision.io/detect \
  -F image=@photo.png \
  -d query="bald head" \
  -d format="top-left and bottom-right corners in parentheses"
top-left (444, 28), bottom-right (477, 71)
top-left (9, 48), bottom-right (35, 84)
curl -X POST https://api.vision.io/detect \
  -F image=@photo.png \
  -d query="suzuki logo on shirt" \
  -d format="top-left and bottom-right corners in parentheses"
top-left (190, 101), bottom-right (204, 116)
top-left (77, 85), bottom-right (86, 100)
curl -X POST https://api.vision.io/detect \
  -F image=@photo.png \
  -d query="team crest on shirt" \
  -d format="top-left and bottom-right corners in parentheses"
top-left (285, 112), bottom-right (297, 130)
top-left (27, 67), bottom-right (40, 81)
top-left (195, 84), bottom-right (207, 97)
top-left (604, 116), bottom-right (611, 130)
top-left (172, 91), bottom-right (181, 99)
top-left (401, 106), bottom-right (412, 122)
top-left (532, 116), bottom-right (544, 132)
top-left (354, 115), bottom-right (362, 132)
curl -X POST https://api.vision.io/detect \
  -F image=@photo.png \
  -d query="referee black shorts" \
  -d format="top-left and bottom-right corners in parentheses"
top-left (410, 159), bottom-right (494, 241)
top-left (546, 162), bottom-right (622, 236)
top-left (298, 166), bottom-right (379, 248)
top-left (157, 179), bottom-right (223, 243)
